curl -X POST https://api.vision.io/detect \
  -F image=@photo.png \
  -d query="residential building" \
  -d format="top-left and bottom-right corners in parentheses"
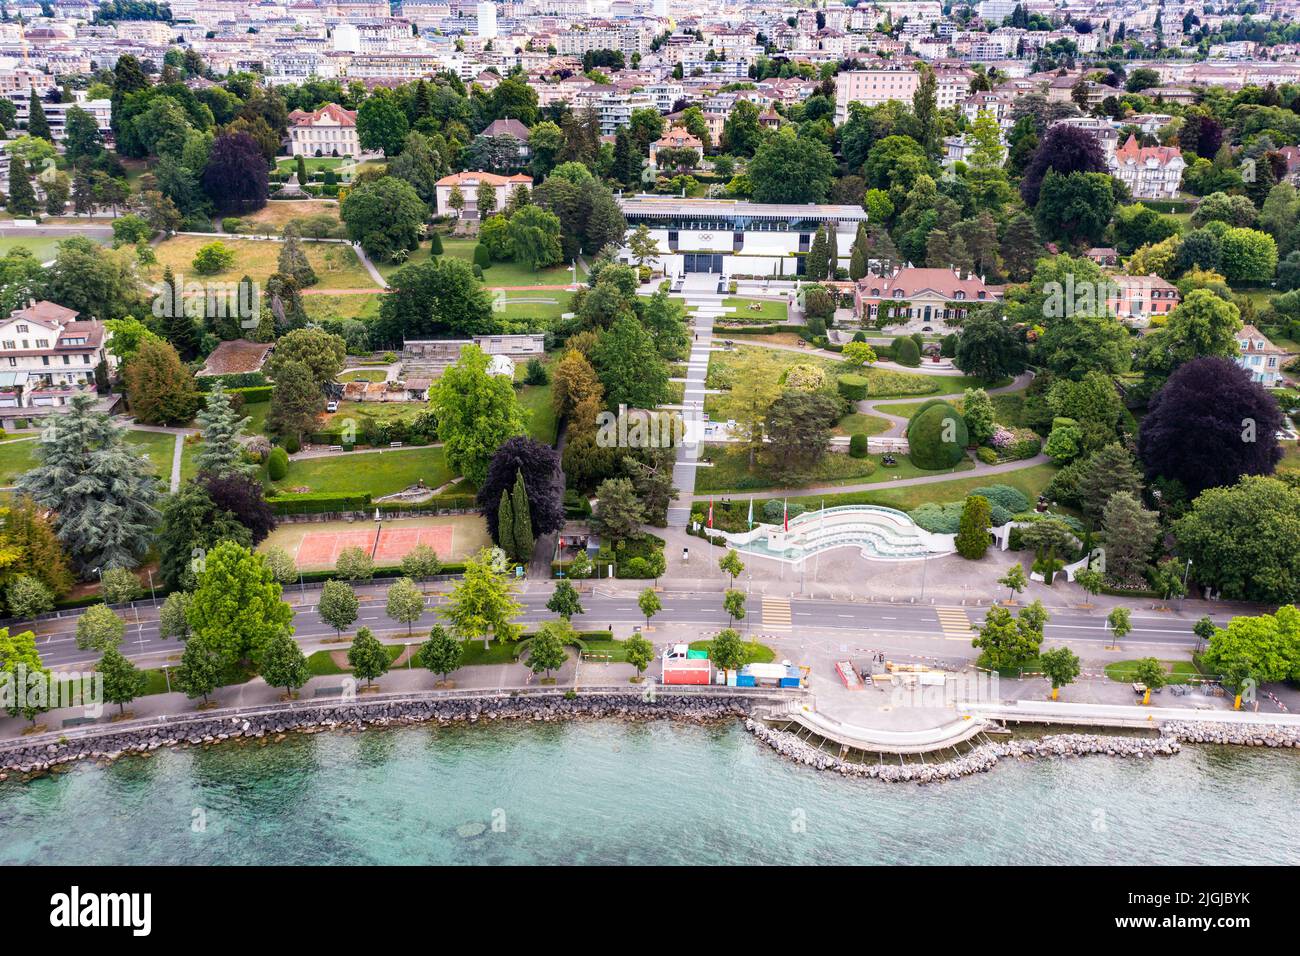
top-left (1234, 324), bottom-right (1288, 387)
top-left (853, 267), bottom-right (1003, 327)
top-left (435, 171), bottom-right (533, 219)
top-left (1108, 274), bottom-right (1181, 325)
top-left (1113, 135), bottom-right (1186, 200)
top-left (834, 65), bottom-right (922, 123)
top-left (288, 103), bottom-right (361, 158)
top-left (0, 301), bottom-right (113, 414)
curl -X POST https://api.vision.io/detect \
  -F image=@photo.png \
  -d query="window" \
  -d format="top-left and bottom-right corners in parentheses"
top-left (15, 324), bottom-right (27, 333)
top-left (36, 338), bottom-right (48, 348)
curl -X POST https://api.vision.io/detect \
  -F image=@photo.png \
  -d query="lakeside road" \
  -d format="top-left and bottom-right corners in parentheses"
top-left (24, 585), bottom-right (1224, 671)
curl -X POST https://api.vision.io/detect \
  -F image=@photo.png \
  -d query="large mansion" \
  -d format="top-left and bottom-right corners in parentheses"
top-left (853, 267), bottom-right (1003, 326)
top-left (288, 103), bottom-right (360, 159)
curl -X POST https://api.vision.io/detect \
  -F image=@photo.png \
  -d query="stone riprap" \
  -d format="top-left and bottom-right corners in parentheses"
top-left (0, 693), bottom-right (756, 778)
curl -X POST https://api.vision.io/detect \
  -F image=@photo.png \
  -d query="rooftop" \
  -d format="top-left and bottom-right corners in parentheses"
top-left (617, 196), bottom-right (870, 222)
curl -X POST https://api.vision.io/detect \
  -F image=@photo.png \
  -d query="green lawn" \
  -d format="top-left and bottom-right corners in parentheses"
top-left (495, 293), bottom-right (574, 327)
top-left (276, 157), bottom-right (347, 173)
top-left (695, 444), bottom-right (974, 493)
top-left (0, 430), bottom-right (175, 485)
top-left (271, 445), bottom-right (452, 497)
top-left (874, 386), bottom-right (1024, 422)
top-left (303, 292), bottom-right (382, 324)
top-left (689, 639), bottom-right (775, 665)
top-left (306, 644), bottom-right (404, 677)
top-left (834, 412), bottom-right (892, 437)
top-left (149, 235), bottom-right (378, 291)
top-left (1103, 659), bottom-right (1204, 685)
top-left (0, 235), bottom-right (108, 262)
top-left (719, 296), bottom-right (788, 323)
top-left (340, 369), bottom-right (388, 383)
top-left (518, 381), bottom-right (557, 445)
top-left (773, 461), bottom-right (1058, 512)
top-left (384, 238), bottom-right (582, 287)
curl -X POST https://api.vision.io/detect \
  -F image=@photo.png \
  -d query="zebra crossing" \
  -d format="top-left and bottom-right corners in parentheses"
top-left (936, 607), bottom-right (974, 640)
top-left (762, 596), bottom-right (793, 631)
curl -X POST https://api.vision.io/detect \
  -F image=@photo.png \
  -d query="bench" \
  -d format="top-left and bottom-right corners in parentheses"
top-left (62, 715), bottom-right (96, 728)
top-left (313, 685), bottom-right (346, 698)
top-left (390, 441), bottom-right (403, 448)
top-left (329, 445), bottom-right (343, 452)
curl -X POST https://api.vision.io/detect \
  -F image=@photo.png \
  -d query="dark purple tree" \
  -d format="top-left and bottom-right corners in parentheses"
top-left (1019, 123), bottom-right (1108, 206)
top-left (476, 436), bottom-right (565, 545)
top-left (1180, 113), bottom-right (1224, 161)
top-left (1138, 357), bottom-right (1284, 498)
top-left (202, 131), bottom-right (269, 213)
top-left (203, 472), bottom-right (277, 544)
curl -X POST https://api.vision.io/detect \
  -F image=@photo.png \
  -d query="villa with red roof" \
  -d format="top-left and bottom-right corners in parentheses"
top-left (0, 300), bottom-right (114, 416)
top-left (1113, 135), bottom-right (1186, 200)
top-left (435, 171), bottom-right (533, 220)
top-left (288, 103), bottom-right (360, 159)
top-left (854, 267), bottom-right (1003, 327)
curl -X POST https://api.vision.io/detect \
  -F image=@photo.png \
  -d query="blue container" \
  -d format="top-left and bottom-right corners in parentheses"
top-left (779, 676), bottom-right (801, 688)
top-left (735, 674), bottom-right (757, 688)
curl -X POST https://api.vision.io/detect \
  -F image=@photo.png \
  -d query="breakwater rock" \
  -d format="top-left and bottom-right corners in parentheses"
top-left (1163, 720), bottom-right (1300, 748)
top-left (0, 694), bottom-right (756, 777)
top-left (745, 720), bottom-right (1184, 783)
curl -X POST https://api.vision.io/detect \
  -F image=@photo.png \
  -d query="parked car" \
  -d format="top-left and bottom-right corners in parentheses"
top-left (326, 401), bottom-right (339, 413)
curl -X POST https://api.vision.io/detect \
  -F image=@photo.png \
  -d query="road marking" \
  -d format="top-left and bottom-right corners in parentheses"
top-left (762, 596), bottom-right (793, 631)
top-left (935, 607), bottom-right (973, 637)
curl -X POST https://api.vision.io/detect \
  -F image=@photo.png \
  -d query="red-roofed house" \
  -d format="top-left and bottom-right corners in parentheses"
top-left (854, 267), bottom-right (1003, 327)
top-left (435, 171), bottom-right (533, 220)
top-left (0, 300), bottom-right (113, 412)
top-left (1234, 324), bottom-right (1288, 387)
top-left (1113, 135), bottom-right (1186, 200)
top-left (288, 103), bottom-right (360, 159)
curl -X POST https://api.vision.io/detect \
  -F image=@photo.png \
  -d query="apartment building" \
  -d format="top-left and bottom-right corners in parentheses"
top-left (834, 65), bottom-right (922, 123)
top-left (0, 301), bottom-right (113, 415)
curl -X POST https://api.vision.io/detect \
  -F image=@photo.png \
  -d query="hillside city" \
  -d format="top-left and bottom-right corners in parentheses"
top-left (0, 0), bottom-right (1295, 869)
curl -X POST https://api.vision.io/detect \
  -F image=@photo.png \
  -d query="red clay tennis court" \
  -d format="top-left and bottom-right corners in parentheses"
top-left (294, 524), bottom-right (455, 568)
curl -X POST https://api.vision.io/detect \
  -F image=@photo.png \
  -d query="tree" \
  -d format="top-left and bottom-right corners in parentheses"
top-left (265, 359), bottom-right (322, 445)
top-left (1218, 227), bottom-right (1278, 285)
top-left (202, 132), bottom-right (268, 213)
top-left (439, 547), bottom-right (521, 650)
top-left (99, 566), bottom-right (142, 605)
top-left (1037, 313), bottom-right (1131, 380)
top-left (551, 349), bottom-right (603, 419)
top-left (637, 587), bottom-right (662, 629)
top-left (719, 549), bottom-right (745, 585)
top-left (339, 176), bottom-right (426, 262)
top-left (260, 630), bottom-right (309, 699)
top-left (722, 99), bottom-right (762, 156)
top-left (526, 620), bottom-right (569, 678)
top-left (318, 578), bottom-right (359, 636)
top-left (375, 257), bottom-right (495, 346)
top-left (124, 339), bottom-right (199, 426)
top-left (955, 495), bottom-right (992, 560)
top-left (1174, 476), bottom-right (1300, 604)
top-left (415, 624), bottom-right (462, 682)
top-left (98, 647), bottom-right (147, 716)
top-left (1106, 606), bottom-right (1132, 650)
top-left (507, 204), bottom-right (563, 270)
top-left (590, 477), bottom-right (645, 542)
top-left (1075, 443), bottom-right (1144, 519)
top-left (906, 401), bottom-right (968, 470)
top-left (476, 436), bottom-right (563, 549)
top-left (1020, 123), bottom-right (1108, 206)
top-left (962, 388), bottom-right (995, 445)
top-left (1150, 556), bottom-right (1188, 605)
top-left (1131, 657), bottom-right (1165, 703)
top-left (156, 481), bottom-right (252, 590)
top-left (749, 129), bottom-right (836, 204)
top-left (625, 633), bottom-right (654, 678)
top-left (590, 315), bottom-right (669, 410)
top-left (764, 389), bottom-right (840, 479)
top-left (1039, 646), bottom-right (1081, 700)
top-left (268, 327), bottom-right (347, 386)
top-left (277, 233), bottom-right (317, 288)
top-left (347, 626), bottom-right (390, 687)
top-left (841, 341), bottom-right (877, 369)
top-left (1193, 615), bottom-right (1217, 654)
top-left (194, 382), bottom-right (252, 477)
top-left (1074, 568), bottom-right (1103, 606)
top-left (723, 588), bottom-right (746, 626)
top-left (158, 590), bottom-right (192, 641)
top-left (5, 575), bottom-right (52, 619)
top-left (357, 90), bottom-right (410, 156)
top-left (401, 544), bottom-right (442, 582)
top-left (186, 541), bottom-right (295, 669)
top-left (176, 633), bottom-right (223, 704)
top-left (27, 90), bottom-right (51, 141)
top-left (64, 105), bottom-right (103, 163)
top-left (547, 579), bottom-right (584, 620)
top-left (386, 577), bottom-right (425, 635)
top-left (1034, 171), bottom-right (1116, 246)
top-left (954, 314), bottom-right (1028, 381)
top-left (1201, 606), bottom-right (1300, 694)
top-left (710, 628), bottom-right (746, 674)
top-left (999, 563), bottom-right (1028, 602)
top-left (5, 158), bottom-right (38, 217)
top-left (430, 346), bottom-right (526, 487)
top-left (334, 546), bottom-right (374, 583)
top-left (75, 603), bottom-right (124, 651)
top-left (971, 605), bottom-right (1043, 672)
top-left (1138, 357), bottom-right (1283, 498)
top-left (17, 395), bottom-right (159, 574)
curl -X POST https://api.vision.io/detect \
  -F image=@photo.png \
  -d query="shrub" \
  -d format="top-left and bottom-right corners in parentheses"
top-left (472, 243), bottom-right (491, 268)
top-left (893, 335), bottom-right (921, 367)
top-left (976, 446), bottom-right (998, 464)
top-left (906, 400), bottom-right (967, 469)
top-left (282, 433), bottom-right (301, 454)
top-left (837, 373), bottom-right (869, 401)
top-left (222, 217), bottom-right (245, 234)
top-left (848, 433), bottom-right (869, 458)
top-left (909, 501), bottom-right (964, 533)
top-left (192, 241), bottom-right (236, 275)
top-left (267, 446), bottom-right (289, 480)
top-left (967, 484), bottom-right (1030, 513)
top-left (429, 231), bottom-right (443, 255)
top-left (762, 500), bottom-right (805, 523)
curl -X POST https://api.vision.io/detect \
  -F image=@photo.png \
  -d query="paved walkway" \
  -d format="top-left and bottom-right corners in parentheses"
top-left (668, 275), bottom-right (726, 525)
top-left (124, 422), bottom-right (198, 493)
top-left (740, 337), bottom-right (966, 376)
top-left (860, 371), bottom-right (1035, 438)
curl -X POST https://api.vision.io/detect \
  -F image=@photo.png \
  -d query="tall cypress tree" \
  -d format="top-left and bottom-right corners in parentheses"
top-left (27, 91), bottom-right (51, 142)
top-left (806, 227), bottom-right (828, 280)
top-left (497, 488), bottom-right (516, 561)
top-left (825, 225), bottom-right (839, 279)
top-left (510, 471), bottom-right (534, 563)
top-left (6, 159), bottom-right (37, 217)
top-left (160, 265), bottom-right (201, 359)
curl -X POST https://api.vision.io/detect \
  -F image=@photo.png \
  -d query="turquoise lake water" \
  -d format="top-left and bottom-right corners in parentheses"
top-left (1, 721), bottom-right (1296, 865)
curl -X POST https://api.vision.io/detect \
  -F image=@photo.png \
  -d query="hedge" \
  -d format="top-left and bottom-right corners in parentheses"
top-left (848, 433), bottom-right (870, 458)
top-left (267, 447), bottom-right (289, 481)
top-left (907, 401), bottom-right (967, 469)
top-left (267, 491), bottom-right (372, 514)
top-left (197, 372), bottom-right (268, 391)
top-left (295, 562), bottom-right (468, 584)
top-left (837, 374), bottom-right (869, 401)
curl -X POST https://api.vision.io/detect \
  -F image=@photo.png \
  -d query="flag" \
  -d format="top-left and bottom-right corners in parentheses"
top-left (747, 497), bottom-right (753, 530)
top-left (708, 497), bottom-right (713, 529)
top-left (783, 498), bottom-right (788, 532)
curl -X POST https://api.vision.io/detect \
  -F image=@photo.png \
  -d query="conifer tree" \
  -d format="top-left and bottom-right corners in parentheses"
top-left (16, 394), bottom-right (160, 573)
top-left (510, 471), bottom-right (534, 563)
top-left (194, 382), bottom-right (253, 477)
top-left (6, 159), bottom-right (37, 217)
top-left (277, 233), bottom-right (318, 288)
top-left (27, 91), bottom-right (51, 142)
top-left (805, 226), bottom-right (828, 280)
top-left (825, 224), bottom-right (839, 279)
top-left (497, 487), bottom-right (517, 561)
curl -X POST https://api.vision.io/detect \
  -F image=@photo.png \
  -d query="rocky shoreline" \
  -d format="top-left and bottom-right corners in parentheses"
top-left (0, 693), bottom-right (754, 779)
top-left (745, 717), bottom-right (1300, 783)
